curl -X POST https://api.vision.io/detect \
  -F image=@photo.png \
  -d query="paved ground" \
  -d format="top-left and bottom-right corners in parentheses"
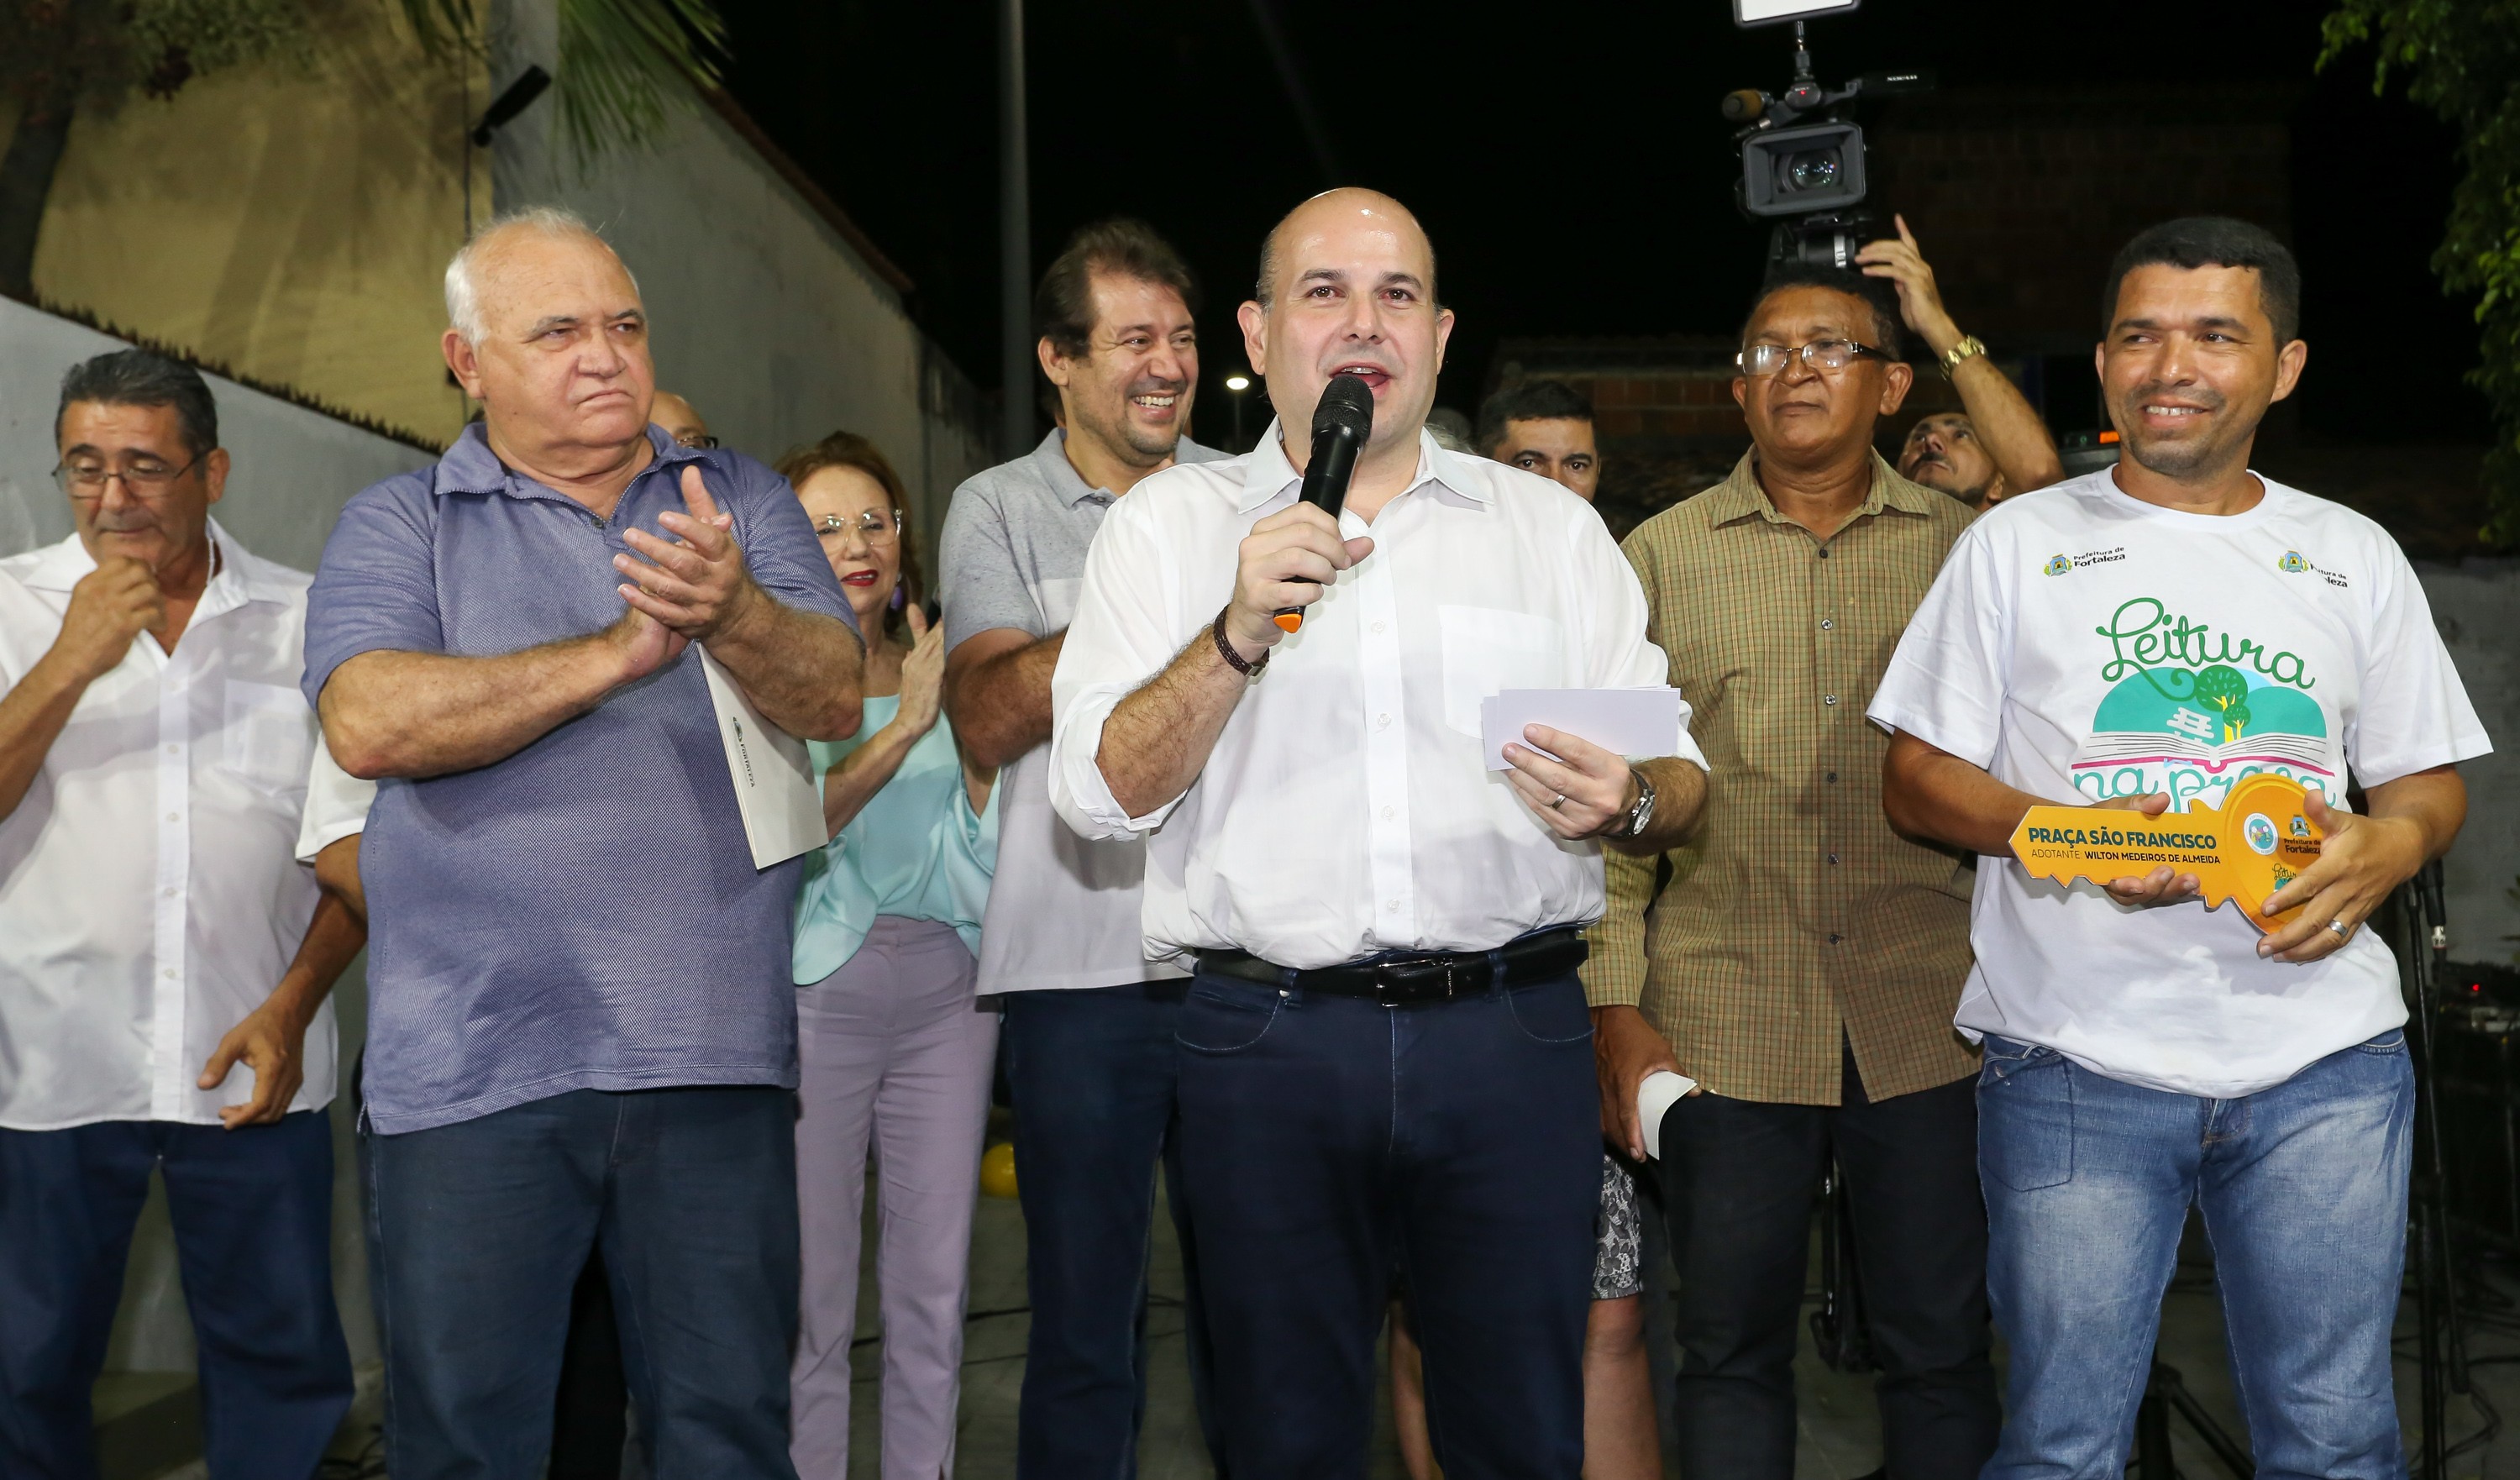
top-left (176, 1153), bottom-right (2520, 1478)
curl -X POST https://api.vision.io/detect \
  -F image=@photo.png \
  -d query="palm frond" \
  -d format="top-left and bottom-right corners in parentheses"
top-left (554, 0), bottom-right (727, 166)
top-left (392, 0), bottom-right (726, 167)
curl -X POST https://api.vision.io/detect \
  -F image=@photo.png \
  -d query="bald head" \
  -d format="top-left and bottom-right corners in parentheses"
top-left (439, 207), bottom-right (657, 474)
top-left (444, 207), bottom-right (638, 346)
top-left (651, 391), bottom-right (711, 448)
top-left (1236, 188), bottom-right (1454, 475)
top-left (1252, 189), bottom-right (1440, 310)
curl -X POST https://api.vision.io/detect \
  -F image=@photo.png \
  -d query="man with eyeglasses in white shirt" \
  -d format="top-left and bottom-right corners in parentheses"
top-left (0, 349), bottom-right (365, 1477)
top-left (1048, 187), bottom-right (1710, 1478)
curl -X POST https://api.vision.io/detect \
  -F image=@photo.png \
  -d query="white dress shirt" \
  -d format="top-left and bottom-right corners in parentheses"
top-left (1050, 425), bottom-right (1705, 969)
top-left (0, 525), bottom-right (341, 1131)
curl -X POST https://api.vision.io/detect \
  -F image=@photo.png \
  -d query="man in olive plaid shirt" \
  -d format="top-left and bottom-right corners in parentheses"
top-left (1585, 261), bottom-right (2019, 1480)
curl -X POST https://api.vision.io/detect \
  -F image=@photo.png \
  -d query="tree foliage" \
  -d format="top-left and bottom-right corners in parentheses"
top-left (396, 0), bottom-right (728, 170)
top-left (2321, 1), bottom-right (2520, 548)
top-left (2194, 665), bottom-right (2251, 743)
top-left (0, 0), bottom-right (313, 110)
top-left (0, 0), bottom-right (318, 297)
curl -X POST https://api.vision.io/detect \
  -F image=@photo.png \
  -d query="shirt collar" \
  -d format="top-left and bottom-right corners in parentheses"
top-left (1029, 429), bottom-right (1110, 507)
top-left (1700, 448), bottom-right (1942, 528)
top-left (1233, 420), bottom-right (1492, 515)
top-left (433, 419), bottom-right (701, 499)
top-left (17, 517), bottom-right (288, 608)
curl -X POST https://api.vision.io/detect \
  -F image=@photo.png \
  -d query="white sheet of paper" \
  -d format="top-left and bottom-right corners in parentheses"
top-left (698, 648), bottom-right (826, 869)
top-left (1480, 687), bottom-right (1687, 771)
top-left (1638, 1070), bottom-right (1699, 1160)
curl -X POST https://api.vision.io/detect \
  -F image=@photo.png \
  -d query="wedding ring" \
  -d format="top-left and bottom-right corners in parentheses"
top-left (1549, 793), bottom-right (1567, 811)
top-left (2328, 918), bottom-right (2349, 939)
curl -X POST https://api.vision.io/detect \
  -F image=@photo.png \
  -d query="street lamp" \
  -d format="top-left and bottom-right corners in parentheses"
top-left (1225, 375), bottom-right (1252, 451)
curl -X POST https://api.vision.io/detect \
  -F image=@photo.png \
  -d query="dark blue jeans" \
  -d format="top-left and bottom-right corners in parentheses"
top-left (1175, 968), bottom-right (1599, 1480)
top-left (0, 1111), bottom-right (352, 1480)
top-left (363, 1086), bottom-right (799, 1480)
top-left (1001, 981), bottom-right (1226, 1479)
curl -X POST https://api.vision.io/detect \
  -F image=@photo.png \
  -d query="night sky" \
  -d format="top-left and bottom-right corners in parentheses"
top-left (711, 0), bottom-right (2485, 447)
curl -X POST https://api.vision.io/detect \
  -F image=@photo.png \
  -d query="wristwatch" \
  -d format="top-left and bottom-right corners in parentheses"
top-left (1611, 766), bottom-right (1657, 840)
top-left (1940, 334), bottom-right (1988, 373)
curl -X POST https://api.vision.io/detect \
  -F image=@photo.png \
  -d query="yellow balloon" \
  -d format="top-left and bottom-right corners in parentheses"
top-left (979, 1141), bottom-right (1019, 1200)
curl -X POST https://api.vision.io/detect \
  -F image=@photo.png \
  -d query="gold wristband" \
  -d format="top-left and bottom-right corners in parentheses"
top-left (1940, 334), bottom-right (1987, 372)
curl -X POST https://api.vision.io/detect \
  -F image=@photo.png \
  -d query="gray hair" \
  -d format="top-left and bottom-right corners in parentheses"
top-left (443, 206), bottom-right (634, 344)
top-left (55, 349), bottom-right (219, 458)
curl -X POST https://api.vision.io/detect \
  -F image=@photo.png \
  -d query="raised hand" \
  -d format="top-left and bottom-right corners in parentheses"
top-left (51, 556), bottom-right (163, 680)
top-left (894, 603), bottom-right (947, 738)
top-left (1855, 213), bottom-right (1963, 357)
top-left (614, 464), bottom-right (759, 642)
top-left (1222, 502), bottom-right (1373, 656)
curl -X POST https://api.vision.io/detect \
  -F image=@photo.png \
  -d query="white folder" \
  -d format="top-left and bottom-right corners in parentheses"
top-left (698, 648), bottom-right (826, 869)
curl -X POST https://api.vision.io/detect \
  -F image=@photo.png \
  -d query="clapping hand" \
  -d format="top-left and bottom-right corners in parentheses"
top-left (615, 465), bottom-right (759, 643)
top-left (894, 604), bottom-right (947, 738)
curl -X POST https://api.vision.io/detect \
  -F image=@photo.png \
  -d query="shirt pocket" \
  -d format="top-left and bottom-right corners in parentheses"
top-left (222, 680), bottom-right (317, 796)
top-left (1436, 606), bottom-right (1569, 738)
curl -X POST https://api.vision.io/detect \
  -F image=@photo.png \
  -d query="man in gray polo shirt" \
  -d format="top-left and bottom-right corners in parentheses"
top-left (941, 218), bottom-right (1228, 1477)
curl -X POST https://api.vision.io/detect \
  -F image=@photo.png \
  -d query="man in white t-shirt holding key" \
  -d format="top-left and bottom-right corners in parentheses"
top-left (1872, 217), bottom-right (2490, 1478)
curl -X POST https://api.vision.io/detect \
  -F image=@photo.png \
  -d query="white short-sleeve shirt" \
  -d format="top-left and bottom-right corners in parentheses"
top-left (1869, 471), bottom-right (2491, 1097)
top-left (1048, 425), bottom-right (1704, 970)
top-left (0, 526), bottom-right (343, 1129)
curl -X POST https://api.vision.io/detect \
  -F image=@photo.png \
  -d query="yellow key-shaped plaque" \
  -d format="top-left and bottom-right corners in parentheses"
top-left (2009, 773), bottom-right (2327, 934)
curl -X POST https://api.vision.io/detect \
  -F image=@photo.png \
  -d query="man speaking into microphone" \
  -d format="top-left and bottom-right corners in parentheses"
top-left (1049, 188), bottom-right (1709, 1478)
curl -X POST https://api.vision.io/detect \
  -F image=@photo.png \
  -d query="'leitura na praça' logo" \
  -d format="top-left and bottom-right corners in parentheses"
top-left (2069, 596), bottom-right (2332, 810)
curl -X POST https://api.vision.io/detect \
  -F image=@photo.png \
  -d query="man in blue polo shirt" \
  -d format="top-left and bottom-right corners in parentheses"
top-left (302, 207), bottom-right (861, 1478)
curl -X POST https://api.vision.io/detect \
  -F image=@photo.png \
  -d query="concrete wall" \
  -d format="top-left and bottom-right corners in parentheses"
top-left (489, 0), bottom-right (996, 581)
top-left (2419, 559), bottom-right (2520, 965)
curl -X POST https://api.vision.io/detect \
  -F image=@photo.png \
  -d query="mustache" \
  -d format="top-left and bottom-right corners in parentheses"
top-left (1126, 376), bottom-right (1188, 398)
top-left (2129, 380), bottom-right (2227, 412)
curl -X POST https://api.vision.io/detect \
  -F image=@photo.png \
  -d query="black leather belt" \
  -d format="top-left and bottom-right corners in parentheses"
top-left (1195, 927), bottom-right (1588, 1008)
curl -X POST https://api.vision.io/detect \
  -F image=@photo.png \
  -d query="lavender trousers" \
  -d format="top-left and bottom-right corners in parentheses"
top-left (790, 916), bottom-right (1000, 1479)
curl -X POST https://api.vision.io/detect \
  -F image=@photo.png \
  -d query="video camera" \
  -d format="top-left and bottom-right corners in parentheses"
top-left (1724, 0), bottom-right (1930, 270)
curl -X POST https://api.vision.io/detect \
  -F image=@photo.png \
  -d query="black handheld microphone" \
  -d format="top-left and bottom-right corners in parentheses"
top-left (1273, 373), bottom-right (1375, 633)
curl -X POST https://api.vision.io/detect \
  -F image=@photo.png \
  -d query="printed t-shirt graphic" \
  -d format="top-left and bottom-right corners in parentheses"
top-left (1867, 470), bottom-right (2490, 1099)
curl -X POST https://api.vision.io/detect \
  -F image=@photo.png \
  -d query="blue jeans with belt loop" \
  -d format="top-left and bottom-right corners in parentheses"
top-left (1173, 958), bottom-right (1600, 1480)
top-left (1978, 1030), bottom-right (2415, 1480)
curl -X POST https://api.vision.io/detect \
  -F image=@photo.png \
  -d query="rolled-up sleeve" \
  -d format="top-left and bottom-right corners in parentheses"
top-left (301, 480), bottom-right (445, 710)
top-left (1047, 496), bottom-right (1189, 841)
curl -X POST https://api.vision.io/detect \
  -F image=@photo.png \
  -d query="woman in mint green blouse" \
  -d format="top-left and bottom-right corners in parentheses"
top-left (778, 433), bottom-right (998, 1478)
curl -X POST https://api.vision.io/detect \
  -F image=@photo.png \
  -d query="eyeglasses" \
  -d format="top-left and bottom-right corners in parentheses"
top-left (816, 509), bottom-right (903, 545)
top-left (54, 455), bottom-right (203, 498)
top-left (1736, 339), bottom-right (1885, 377)
top-left (673, 431), bottom-right (719, 450)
